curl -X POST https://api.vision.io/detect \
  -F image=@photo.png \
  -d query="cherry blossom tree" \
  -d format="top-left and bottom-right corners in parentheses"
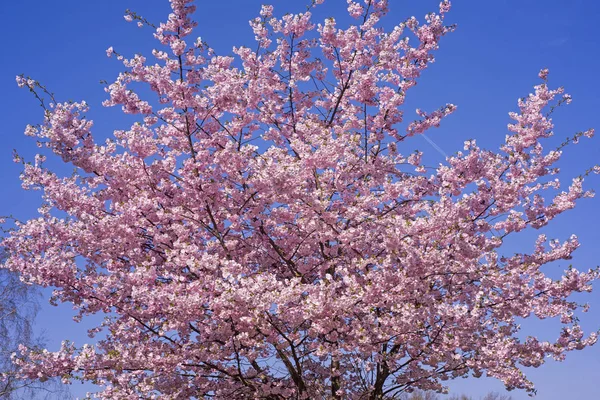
top-left (3, 0), bottom-right (599, 399)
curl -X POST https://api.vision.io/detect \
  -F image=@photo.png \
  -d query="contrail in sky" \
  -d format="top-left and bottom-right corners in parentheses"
top-left (420, 133), bottom-right (448, 158)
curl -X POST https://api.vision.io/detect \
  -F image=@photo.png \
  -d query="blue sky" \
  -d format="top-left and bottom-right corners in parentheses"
top-left (1, 0), bottom-right (599, 398)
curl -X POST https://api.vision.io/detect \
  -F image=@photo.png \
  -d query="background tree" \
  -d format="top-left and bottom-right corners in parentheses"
top-left (399, 389), bottom-right (440, 400)
top-left (479, 393), bottom-right (512, 400)
top-left (2, 0), bottom-right (598, 399)
top-left (0, 258), bottom-right (36, 398)
top-left (398, 390), bottom-right (511, 400)
top-left (0, 250), bottom-right (70, 399)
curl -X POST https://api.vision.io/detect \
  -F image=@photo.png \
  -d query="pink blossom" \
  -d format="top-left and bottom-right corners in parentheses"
top-left (170, 38), bottom-right (186, 56)
top-left (260, 4), bottom-right (273, 18)
top-left (584, 128), bottom-right (595, 138)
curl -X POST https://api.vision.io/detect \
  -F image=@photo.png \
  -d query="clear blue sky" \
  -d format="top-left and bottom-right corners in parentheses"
top-left (1, 1), bottom-right (599, 399)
